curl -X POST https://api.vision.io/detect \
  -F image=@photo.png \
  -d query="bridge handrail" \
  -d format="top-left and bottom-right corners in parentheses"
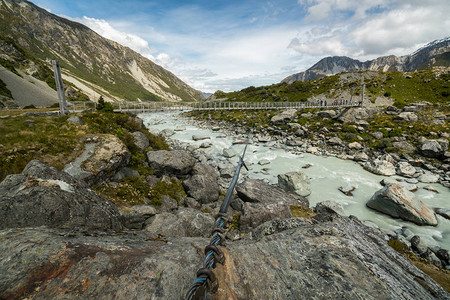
top-left (67, 100), bottom-right (361, 113)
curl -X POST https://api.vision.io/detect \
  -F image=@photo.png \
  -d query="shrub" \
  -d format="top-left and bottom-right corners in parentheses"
top-left (384, 91), bottom-right (391, 97)
top-left (96, 96), bottom-right (114, 112)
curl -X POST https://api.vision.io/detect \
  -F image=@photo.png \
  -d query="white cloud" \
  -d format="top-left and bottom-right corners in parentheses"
top-left (70, 16), bottom-right (156, 61)
top-left (291, 1), bottom-right (450, 61)
top-left (289, 36), bottom-right (348, 56)
top-left (299, 0), bottom-right (387, 21)
top-left (349, 4), bottom-right (450, 57)
top-left (55, 0), bottom-right (449, 94)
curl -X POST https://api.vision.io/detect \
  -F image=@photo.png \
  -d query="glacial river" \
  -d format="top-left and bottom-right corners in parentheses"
top-left (140, 112), bottom-right (450, 251)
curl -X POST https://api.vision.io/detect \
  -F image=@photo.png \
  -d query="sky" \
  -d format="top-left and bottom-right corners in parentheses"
top-left (33, 0), bottom-right (450, 93)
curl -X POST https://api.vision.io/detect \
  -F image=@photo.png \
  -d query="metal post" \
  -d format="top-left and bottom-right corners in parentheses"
top-left (361, 83), bottom-right (365, 107)
top-left (52, 60), bottom-right (67, 115)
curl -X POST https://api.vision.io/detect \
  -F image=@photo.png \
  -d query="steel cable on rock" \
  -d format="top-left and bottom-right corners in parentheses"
top-left (185, 131), bottom-right (251, 300)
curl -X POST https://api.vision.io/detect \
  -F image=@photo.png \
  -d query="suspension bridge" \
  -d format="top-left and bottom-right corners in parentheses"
top-left (67, 100), bottom-right (361, 114)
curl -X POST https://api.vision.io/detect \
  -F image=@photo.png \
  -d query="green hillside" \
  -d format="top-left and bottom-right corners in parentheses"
top-left (0, 1), bottom-right (204, 102)
top-left (214, 68), bottom-right (449, 107)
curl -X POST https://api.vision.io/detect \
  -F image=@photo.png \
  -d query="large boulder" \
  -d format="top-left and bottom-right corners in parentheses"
top-left (337, 107), bottom-right (373, 123)
top-left (122, 205), bottom-right (157, 229)
top-left (394, 112), bottom-right (418, 122)
top-left (277, 171), bottom-right (311, 197)
top-left (363, 155), bottom-right (396, 176)
top-left (393, 141), bottom-right (416, 152)
top-left (145, 208), bottom-right (215, 238)
top-left (270, 109), bottom-right (297, 125)
top-left (240, 202), bottom-right (293, 232)
top-left (236, 178), bottom-right (309, 232)
top-left (236, 178), bottom-right (308, 206)
top-left (182, 163), bottom-right (220, 204)
top-left (65, 134), bottom-right (131, 185)
top-left (0, 160), bottom-right (122, 230)
top-left (396, 162), bottom-right (416, 178)
top-left (0, 217), bottom-right (448, 299)
top-left (366, 183), bottom-right (437, 226)
top-left (132, 131), bottom-right (150, 151)
top-left (420, 139), bottom-right (449, 158)
top-left (314, 200), bottom-right (346, 216)
top-left (146, 150), bottom-right (196, 177)
top-left (317, 110), bottom-right (336, 118)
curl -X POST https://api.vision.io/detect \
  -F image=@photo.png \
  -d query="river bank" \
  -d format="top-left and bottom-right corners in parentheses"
top-left (140, 110), bottom-right (450, 254)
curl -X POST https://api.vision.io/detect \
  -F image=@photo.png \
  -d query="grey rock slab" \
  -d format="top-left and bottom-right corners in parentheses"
top-left (354, 151), bottom-right (369, 162)
top-left (66, 115), bottom-right (83, 125)
top-left (122, 205), bottom-right (157, 229)
top-left (418, 172), bottom-right (440, 183)
top-left (270, 109), bottom-right (297, 125)
top-left (314, 200), bottom-right (346, 216)
top-left (420, 139), bottom-right (449, 158)
top-left (223, 148), bottom-right (236, 158)
top-left (394, 112), bottom-right (418, 122)
top-left (145, 208), bottom-right (214, 238)
top-left (132, 131), bottom-right (150, 151)
top-left (328, 137), bottom-right (344, 146)
top-left (396, 162), bottom-right (416, 177)
top-left (317, 110), bottom-right (336, 118)
top-left (161, 128), bottom-right (174, 137)
top-left (393, 141), bottom-right (416, 152)
top-left (348, 142), bottom-right (362, 150)
top-left (367, 183), bottom-right (438, 226)
top-left (146, 150), bottom-right (196, 177)
top-left (0, 217), bottom-right (448, 299)
top-left (183, 166), bottom-right (219, 204)
top-left (236, 178), bottom-right (308, 206)
top-left (174, 125), bottom-right (186, 131)
top-left (0, 160), bottom-right (122, 230)
top-left (338, 185), bottom-right (356, 196)
top-left (192, 134), bottom-right (210, 141)
top-left (435, 208), bottom-right (450, 220)
top-left (258, 159), bottom-right (270, 166)
top-left (65, 134), bottom-right (131, 185)
top-left (113, 167), bottom-right (140, 181)
top-left (277, 171), bottom-right (311, 197)
top-left (363, 157), bottom-right (396, 176)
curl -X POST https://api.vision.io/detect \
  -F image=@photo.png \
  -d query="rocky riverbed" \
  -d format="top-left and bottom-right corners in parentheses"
top-left (1, 111), bottom-right (449, 299)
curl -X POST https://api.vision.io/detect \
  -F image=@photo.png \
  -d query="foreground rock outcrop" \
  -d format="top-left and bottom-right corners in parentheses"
top-left (0, 214), bottom-right (448, 299)
top-left (64, 134), bottom-right (131, 185)
top-left (0, 160), bottom-right (122, 230)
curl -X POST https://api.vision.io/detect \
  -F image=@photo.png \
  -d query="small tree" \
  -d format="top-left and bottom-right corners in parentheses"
top-left (96, 96), bottom-right (113, 112)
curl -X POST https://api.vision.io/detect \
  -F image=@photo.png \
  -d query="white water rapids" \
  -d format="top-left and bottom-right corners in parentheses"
top-left (140, 112), bottom-right (450, 251)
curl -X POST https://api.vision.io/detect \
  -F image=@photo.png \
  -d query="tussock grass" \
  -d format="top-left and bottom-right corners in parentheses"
top-left (388, 240), bottom-right (450, 292)
top-left (0, 111), bottom-right (169, 182)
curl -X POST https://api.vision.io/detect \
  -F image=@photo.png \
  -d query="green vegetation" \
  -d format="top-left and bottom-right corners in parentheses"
top-left (34, 63), bottom-right (56, 90)
top-left (0, 111), bottom-right (169, 182)
top-left (96, 96), bottom-right (114, 112)
top-left (186, 110), bottom-right (277, 131)
top-left (388, 239), bottom-right (450, 292)
top-left (290, 205), bottom-right (316, 218)
top-left (228, 212), bottom-right (241, 231)
top-left (0, 57), bottom-right (21, 77)
top-left (213, 75), bottom-right (340, 103)
top-left (93, 176), bottom-right (185, 207)
top-left (213, 68), bottom-right (449, 108)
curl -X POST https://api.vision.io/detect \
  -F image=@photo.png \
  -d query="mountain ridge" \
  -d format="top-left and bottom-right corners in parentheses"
top-left (0, 0), bottom-right (204, 102)
top-left (283, 37), bottom-right (450, 84)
